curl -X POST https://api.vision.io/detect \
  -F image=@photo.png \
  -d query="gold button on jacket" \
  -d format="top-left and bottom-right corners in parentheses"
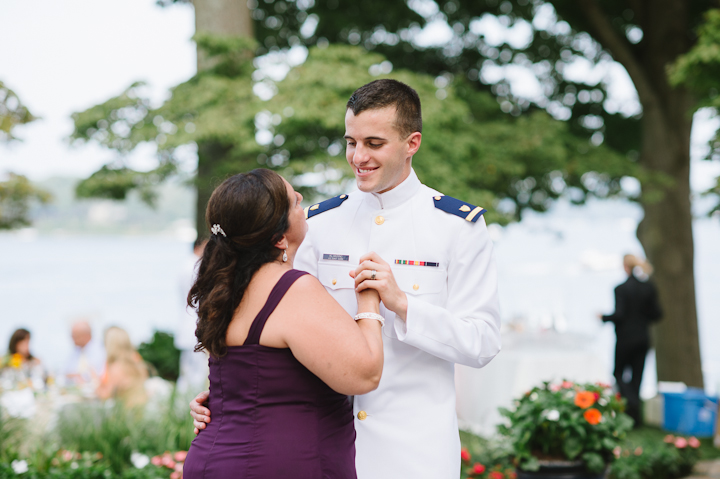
top-left (357, 410), bottom-right (368, 420)
top-left (374, 216), bottom-right (385, 225)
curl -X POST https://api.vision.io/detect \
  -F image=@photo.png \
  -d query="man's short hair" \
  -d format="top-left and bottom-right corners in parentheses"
top-left (346, 79), bottom-right (422, 138)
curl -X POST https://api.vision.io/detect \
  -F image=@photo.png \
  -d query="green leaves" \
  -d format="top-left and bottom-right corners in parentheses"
top-left (0, 173), bottom-right (52, 229)
top-left (0, 81), bottom-right (37, 142)
top-left (500, 381), bottom-right (632, 472)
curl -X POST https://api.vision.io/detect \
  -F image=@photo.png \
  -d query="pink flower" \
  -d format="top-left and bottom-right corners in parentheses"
top-left (62, 450), bottom-right (74, 462)
top-left (175, 462), bottom-right (184, 473)
top-left (613, 446), bottom-right (622, 459)
top-left (170, 472), bottom-right (181, 479)
top-left (688, 437), bottom-right (701, 448)
top-left (663, 434), bottom-right (675, 443)
top-left (561, 381), bottom-right (574, 389)
top-left (472, 463), bottom-right (486, 474)
top-left (550, 384), bottom-right (562, 392)
top-left (674, 437), bottom-right (688, 449)
top-left (174, 451), bottom-right (188, 462)
top-left (151, 456), bottom-right (162, 466)
top-left (634, 447), bottom-right (643, 456)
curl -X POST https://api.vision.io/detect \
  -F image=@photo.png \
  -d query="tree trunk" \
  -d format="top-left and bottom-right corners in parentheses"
top-left (191, 0), bottom-right (254, 236)
top-left (634, 1), bottom-right (704, 387)
top-left (637, 98), bottom-right (704, 388)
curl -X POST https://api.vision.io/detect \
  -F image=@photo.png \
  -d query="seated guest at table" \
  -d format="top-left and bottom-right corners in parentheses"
top-left (64, 319), bottom-right (106, 385)
top-left (95, 326), bottom-right (148, 408)
top-left (2, 328), bottom-right (41, 369)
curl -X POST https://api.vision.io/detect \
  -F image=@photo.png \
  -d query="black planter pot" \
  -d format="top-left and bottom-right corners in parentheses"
top-left (516, 460), bottom-right (608, 479)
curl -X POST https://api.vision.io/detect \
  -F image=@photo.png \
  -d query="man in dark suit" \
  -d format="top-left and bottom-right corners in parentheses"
top-left (602, 255), bottom-right (663, 427)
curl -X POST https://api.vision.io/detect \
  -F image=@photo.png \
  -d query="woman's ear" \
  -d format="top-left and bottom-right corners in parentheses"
top-left (274, 235), bottom-right (288, 251)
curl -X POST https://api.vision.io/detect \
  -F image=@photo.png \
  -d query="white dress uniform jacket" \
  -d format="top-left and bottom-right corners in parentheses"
top-left (295, 169), bottom-right (501, 479)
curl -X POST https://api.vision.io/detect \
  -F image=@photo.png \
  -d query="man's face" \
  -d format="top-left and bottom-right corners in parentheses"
top-left (344, 106), bottom-right (421, 194)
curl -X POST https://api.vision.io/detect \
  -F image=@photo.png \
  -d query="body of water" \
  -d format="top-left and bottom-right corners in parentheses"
top-left (1, 199), bottom-right (718, 395)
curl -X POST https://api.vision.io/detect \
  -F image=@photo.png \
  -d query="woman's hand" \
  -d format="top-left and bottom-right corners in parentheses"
top-left (351, 252), bottom-right (408, 320)
top-left (190, 390), bottom-right (211, 434)
top-left (355, 287), bottom-right (380, 314)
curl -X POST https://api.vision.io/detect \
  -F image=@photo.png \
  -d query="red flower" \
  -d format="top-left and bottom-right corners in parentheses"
top-left (593, 392), bottom-right (600, 401)
top-left (461, 448), bottom-right (472, 462)
top-left (583, 408), bottom-right (602, 425)
top-left (616, 392), bottom-right (622, 401)
top-left (472, 463), bottom-right (486, 474)
top-left (575, 391), bottom-right (596, 409)
top-left (489, 472), bottom-right (505, 479)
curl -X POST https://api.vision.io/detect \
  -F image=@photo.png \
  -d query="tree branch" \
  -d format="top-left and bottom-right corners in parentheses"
top-left (577, 0), bottom-right (658, 108)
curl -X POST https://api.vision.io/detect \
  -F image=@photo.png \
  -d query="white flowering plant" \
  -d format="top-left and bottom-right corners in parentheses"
top-left (498, 380), bottom-right (634, 473)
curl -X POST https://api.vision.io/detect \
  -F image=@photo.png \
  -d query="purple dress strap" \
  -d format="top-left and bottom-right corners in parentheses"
top-left (244, 269), bottom-right (309, 346)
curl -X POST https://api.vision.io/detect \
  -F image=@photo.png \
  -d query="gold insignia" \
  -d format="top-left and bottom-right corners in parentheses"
top-left (434, 196), bottom-right (442, 201)
top-left (459, 205), bottom-right (471, 212)
top-left (340, 194), bottom-right (347, 199)
top-left (303, 206), bottom-right (310, 219)
top-left (465, 206), bottom-right (484, 222)
top-left (309, 204), bottom-right (319, 211)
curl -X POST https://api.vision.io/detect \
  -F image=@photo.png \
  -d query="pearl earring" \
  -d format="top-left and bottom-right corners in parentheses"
top-left (282, 250), bottom-right (288, 262)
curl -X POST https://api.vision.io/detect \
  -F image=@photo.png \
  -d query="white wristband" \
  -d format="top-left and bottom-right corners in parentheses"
top-left (354, 312), bottom-right (385, 326)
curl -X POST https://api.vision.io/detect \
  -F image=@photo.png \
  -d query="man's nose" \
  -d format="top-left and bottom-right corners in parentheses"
top-left (352, 144), bottom-right (370, 165)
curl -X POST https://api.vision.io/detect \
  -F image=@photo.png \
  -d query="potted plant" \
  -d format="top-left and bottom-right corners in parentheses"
top-left (498, 381), bottom-right (634, 478)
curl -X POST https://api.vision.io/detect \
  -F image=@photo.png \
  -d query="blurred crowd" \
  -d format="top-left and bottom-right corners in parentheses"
top-left (1, 321), bottom-right (149, 408)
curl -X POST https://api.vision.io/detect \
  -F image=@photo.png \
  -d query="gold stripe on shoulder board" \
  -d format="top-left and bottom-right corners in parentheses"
top-left (465, 206), bottom-right (484, 222)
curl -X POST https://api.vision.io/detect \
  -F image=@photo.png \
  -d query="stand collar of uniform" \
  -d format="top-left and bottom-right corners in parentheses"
top-left (364, 169), bottom-right (421, 210)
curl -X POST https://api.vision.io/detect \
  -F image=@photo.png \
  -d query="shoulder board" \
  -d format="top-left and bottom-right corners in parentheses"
top-left (433, 195), bottom-right (486, 223)
top-left (304, 194), bottom-right (349, 219)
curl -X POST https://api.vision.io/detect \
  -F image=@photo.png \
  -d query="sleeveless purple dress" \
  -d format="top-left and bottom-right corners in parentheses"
top-left (183, 269), bottom-right (357, 479)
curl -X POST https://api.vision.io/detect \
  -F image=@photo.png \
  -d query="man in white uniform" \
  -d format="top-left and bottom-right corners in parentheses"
top-left (191, 79), bottom-right (501, 478)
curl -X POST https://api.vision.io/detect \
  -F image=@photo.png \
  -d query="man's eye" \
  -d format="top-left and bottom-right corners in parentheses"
top-left (369, 143), bottom-right (382, 148)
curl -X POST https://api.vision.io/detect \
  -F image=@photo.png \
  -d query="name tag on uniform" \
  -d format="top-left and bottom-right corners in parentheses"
top-left (323, 254), bottom-right (350, 262)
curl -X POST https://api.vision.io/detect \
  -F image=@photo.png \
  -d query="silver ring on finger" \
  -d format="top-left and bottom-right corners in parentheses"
top-left (370, 270), bottom-right (377, 280)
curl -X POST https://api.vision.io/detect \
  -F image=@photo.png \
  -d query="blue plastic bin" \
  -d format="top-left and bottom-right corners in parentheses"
top-left (662, 388), bottom-right (718, 437)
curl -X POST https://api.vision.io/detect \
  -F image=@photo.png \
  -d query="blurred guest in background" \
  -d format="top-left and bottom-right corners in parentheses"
top-left (602, 254), bottom-right (663, 427)
top-left (96, 326), bottom-right (148, 408)
top-left (2, 328), bottom-right (41, 368)
top-left (64, 320), bottom-right (106, 385)
top-left (175, 237), bottom-right (209, 393)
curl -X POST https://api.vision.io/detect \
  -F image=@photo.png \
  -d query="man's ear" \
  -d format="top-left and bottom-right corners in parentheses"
top-left (406, 132), bottom-right (422, 158)
top-left (274, 235), bottom-right (288, 251)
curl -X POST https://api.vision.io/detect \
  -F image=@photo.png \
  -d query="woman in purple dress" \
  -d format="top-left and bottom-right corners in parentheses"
top-left (182, 169), bottom-right (384, 479)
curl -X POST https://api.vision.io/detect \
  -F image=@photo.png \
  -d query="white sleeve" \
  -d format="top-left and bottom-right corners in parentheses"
top-left (295, 232), bottom-right (319, 277)
top-left (393, 216), bottom-right (502, 368)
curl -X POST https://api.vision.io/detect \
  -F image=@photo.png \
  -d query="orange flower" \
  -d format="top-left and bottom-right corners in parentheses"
top-left (574, 391), bottom-right (596, 409)
top-left (583, 408), bottom-right (602, 425)
top-left (9, 353), bottom-right (23, 368)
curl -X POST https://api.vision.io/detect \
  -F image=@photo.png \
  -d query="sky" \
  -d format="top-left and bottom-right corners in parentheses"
top-left (1, 0), bottom-right (719, 195)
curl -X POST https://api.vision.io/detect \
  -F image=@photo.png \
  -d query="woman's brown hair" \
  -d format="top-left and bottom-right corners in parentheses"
top-left (8, 328), bottom-right (35, 360)
top-left (188, 169), bottom-right (290, 358)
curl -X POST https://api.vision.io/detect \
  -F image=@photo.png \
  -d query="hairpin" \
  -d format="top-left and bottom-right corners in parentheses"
top-left (211, 224), bottom-right (226, 237)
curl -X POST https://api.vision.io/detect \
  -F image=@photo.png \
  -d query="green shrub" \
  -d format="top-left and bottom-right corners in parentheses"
top-left (137, 331), bottom-right (181, 382)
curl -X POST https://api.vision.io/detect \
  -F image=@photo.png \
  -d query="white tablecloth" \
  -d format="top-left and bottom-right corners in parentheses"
top-left (455, 330), bottom-right (612, 436)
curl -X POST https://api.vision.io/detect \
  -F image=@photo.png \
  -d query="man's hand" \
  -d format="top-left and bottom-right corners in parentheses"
top-left (190, 390), bottom-right (211, 435)
top-left (351, 251), bottom-right (408, 321)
